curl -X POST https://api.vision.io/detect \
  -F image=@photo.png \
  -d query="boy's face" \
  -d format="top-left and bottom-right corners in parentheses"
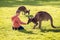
top-left (16, 13), bottom-right (20, 16)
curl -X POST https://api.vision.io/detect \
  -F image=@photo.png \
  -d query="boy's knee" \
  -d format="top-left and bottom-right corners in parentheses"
top-left (12, 27), bottom-right (17, 30)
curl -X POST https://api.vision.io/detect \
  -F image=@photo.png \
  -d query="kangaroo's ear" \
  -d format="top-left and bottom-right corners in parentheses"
top-left (27, 15), bottom-right (30, 19)
top-left (27, 15), bottom-right (33, 19)
top-left (29, 10), bottom-right (30, 11)
top-left (28, 16), bottom-right (32, 19)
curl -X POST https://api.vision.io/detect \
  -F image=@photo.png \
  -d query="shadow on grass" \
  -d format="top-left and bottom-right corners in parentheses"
top-left (40, 28), bottom-right (60, 32)
top-left (46, 29), bottom-right (60, 32)
top-left (0, 0), bottom-right (60, 7)
top-left (18, 29), bottom-right (34, 34)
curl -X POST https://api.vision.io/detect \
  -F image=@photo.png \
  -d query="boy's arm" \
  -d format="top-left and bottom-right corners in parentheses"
top-left (17, 18), bottom-right (27, 25)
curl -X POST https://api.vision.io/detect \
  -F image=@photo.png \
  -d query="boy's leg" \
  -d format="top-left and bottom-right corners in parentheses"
top-left (12, 27), bottom-right (17, 30)
top-left (12, 27), bottom-right (14, 30)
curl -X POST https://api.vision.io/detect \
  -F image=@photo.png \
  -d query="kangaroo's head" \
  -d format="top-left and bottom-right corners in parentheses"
top-left (27, 17), bottom-right (37, 24)
top-left (27, 18), bottom-right (33, 24)
top-left (25, 10), bottom-right (30, 13)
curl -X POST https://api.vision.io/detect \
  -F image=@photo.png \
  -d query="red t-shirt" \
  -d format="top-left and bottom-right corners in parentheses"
top-left (12, 16), bottom-right (25, 28)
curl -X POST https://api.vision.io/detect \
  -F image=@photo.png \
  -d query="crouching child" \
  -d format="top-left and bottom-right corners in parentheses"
top-left (11, 11), bottom-right (27, 30)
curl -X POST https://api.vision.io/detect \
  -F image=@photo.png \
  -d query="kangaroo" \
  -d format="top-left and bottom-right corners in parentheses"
top-left (27, 11), bottom-right (56, 29)
top-left (16, 6), bottom-right (30, 15)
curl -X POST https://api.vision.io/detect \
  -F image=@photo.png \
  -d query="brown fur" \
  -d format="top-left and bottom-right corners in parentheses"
top-left (27, 11), bottom-right (56, 29)
top-left (16, 6), bottom-right (30, 15)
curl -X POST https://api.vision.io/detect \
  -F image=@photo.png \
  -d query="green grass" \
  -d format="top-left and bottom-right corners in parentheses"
top-left (0, 0), bottom-right (60, 40)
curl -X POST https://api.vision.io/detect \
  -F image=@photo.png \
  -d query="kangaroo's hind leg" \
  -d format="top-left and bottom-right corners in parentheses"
top-left (39, 21), bottom-right (42, 29)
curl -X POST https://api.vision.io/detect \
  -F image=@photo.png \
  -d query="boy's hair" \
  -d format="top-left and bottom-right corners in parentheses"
top-left (16, 10), bottom-right (20, 13)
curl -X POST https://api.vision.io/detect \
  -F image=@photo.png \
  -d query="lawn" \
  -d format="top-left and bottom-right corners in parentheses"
top-left (0, 0), bottom-right (60, 40)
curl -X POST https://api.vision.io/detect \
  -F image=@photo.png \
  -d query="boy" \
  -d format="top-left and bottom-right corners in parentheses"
top-left (11, 10), bottom-right (27, 30)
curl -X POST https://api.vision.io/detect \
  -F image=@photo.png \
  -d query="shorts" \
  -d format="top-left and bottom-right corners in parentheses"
top-left (12, 26), bottom-right (24, 30)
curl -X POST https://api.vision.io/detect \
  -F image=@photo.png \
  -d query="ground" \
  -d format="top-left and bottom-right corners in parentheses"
top-left (0, 0), bottom-right (60, 40)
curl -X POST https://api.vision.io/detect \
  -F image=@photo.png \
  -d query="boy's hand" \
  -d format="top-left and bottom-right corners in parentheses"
top-left (21, 22), bottom-right (27, 25)
top-left (22, 23), bottom-right (27, 25)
